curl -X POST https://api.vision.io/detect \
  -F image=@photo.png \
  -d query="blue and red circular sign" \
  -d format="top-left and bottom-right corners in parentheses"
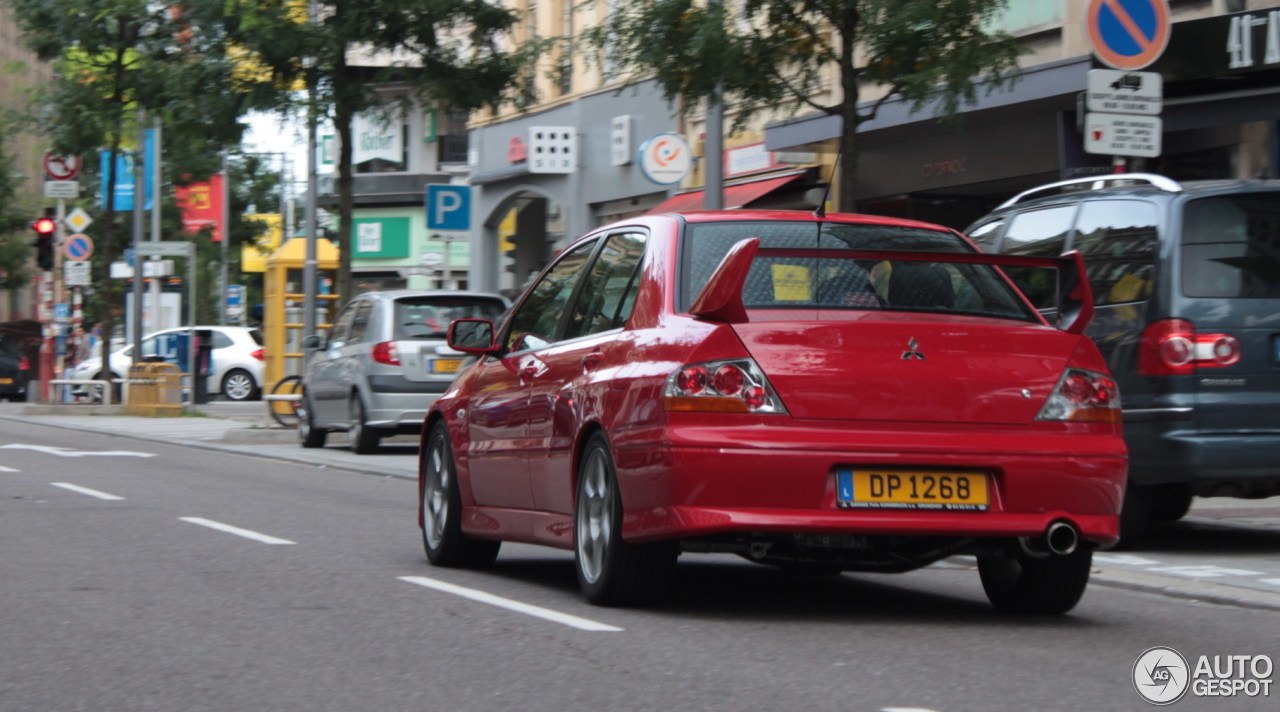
top-left (1087, 0), bottom-right (1171, 70)
top-left (63, 233), bottom-right (93, 262)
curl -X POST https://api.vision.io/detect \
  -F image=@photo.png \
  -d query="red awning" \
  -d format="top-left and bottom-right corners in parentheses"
top-left (648, 173), bottom-right (804, 214)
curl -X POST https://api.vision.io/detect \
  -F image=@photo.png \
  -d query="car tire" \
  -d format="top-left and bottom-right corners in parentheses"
top-left (349, 396), bottom-right (380, 454)
top-left (221, 368), bottom-right (259, 402)
top-left (420, 421), bottom-right (500, 567)
top-left (574, 432), bottom-right (677, 606)
top-left (978, 547), bottom-right (1092, 615)
top-left (1151, 486), bottom-right (1194, 523)
top-left (297, 391), bottom-right (327, 449)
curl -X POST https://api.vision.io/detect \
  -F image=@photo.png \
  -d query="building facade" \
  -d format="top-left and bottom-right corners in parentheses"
top-left (764, 0), bottom-right (1280, 229)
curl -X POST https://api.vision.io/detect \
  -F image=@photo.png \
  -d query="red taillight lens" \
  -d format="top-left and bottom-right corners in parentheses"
top-left (250, 348), bottom-right (265, 361)
top-left (371, 341), bottom-right (400, 366)
top-left (1139, 319), bottom-right (1241, 376)
top-left (19, 356), bottom-right (30, 371)
top-left (664, 358), bottom-right (786, 414)
top-left (1038, 368), bottom-right (1122, 423)
top-left (677, 366), bottom-right (709, 394)
top-left (712, 364), bottom-right (745, 396)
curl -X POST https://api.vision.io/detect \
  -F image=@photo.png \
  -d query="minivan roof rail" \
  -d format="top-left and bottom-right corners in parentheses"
top-left (997, 173), bottom-right (1183, 209)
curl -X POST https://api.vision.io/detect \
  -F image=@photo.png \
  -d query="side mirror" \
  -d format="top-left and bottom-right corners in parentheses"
top-left (303, 334), bottom-right (325, 350)
top-left (448, 318), bottom-right (497, 354)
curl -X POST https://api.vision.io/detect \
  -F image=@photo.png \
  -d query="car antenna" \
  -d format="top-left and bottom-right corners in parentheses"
top-left (812, 139), bottom-right (844, 220)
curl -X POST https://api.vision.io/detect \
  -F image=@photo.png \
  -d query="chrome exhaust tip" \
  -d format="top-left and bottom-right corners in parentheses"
top-left (1045, 521), bottom-right (1079, 556)
top-left (1017, 521), bottom-right (1080, 558)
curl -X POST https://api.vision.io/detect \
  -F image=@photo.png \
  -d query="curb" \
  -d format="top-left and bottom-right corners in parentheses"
top-left (1090, 568), bottom-right (1280, 613)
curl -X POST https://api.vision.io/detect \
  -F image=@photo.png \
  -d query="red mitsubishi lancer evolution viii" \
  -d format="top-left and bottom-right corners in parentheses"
top-left (418, 210), bottom-right (1127, 614)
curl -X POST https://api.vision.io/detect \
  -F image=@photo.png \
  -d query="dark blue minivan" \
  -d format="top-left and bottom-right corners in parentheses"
top-left (966, 174), bottom-right (1280, 545)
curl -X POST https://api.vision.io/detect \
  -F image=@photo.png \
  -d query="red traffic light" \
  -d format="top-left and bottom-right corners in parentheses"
top-left (32, 217), bottom-right (56, 236)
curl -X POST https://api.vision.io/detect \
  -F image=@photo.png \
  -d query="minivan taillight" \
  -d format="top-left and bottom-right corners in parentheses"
top-left (18, 356), bottom-right (30, 371)
top-left (1139, 319), bottom-right (1241, 376)
top-left (371, 341), bottom-right (401, 366)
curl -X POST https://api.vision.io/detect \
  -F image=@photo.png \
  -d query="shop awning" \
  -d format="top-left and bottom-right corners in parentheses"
top-left (647, 173), bottom-right (804, 214)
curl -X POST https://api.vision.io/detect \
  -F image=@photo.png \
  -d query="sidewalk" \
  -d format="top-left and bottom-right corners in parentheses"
top-left (0, 401), bottom-right (419, 480)
top-left (4, 401), bottom-right (1280, 613)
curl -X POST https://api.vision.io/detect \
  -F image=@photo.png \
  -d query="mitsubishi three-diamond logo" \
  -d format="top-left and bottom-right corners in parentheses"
top-left (1133, 646), bottom-right (1190, 705)
top-left (901, 337), bottom-right (925, 361)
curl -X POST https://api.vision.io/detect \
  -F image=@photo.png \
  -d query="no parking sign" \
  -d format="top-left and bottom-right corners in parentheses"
top-left (63, 233), bottom-right (94, 262)
top-left (1087, 0), bottom-right (1171, 70)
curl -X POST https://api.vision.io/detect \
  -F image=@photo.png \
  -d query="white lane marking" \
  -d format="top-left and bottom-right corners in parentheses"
top-left (1094, 554), bottom-right (1160, 567)
top-left (1260, 579), bottom-right (1280, 587)
top-left (399, 576), bottom-right (623, 632)
top-left (50, 482), bottom-right (124, 501)
top-left (0, 465), bottom-right (18, 472)
top-left (2, 444), bottom-right (154, 458)
top-left (179, 517), bottom-right (296, 545)
top-left (882, 708), bottom-right (942, 712)
top-left (1147, 565), bottom-right (1265, 579)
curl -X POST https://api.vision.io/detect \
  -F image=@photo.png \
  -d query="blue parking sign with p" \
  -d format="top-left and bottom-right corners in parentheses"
top-left (426, 185), bottom-right (471, 231)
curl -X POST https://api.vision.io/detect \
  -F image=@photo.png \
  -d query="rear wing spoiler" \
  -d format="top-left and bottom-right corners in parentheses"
top-left (689, 238), bottom-right (1095, 335)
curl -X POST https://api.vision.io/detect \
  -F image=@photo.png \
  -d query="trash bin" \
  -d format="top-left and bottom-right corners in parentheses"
top-left (125, 363), bottom-right (183, 417)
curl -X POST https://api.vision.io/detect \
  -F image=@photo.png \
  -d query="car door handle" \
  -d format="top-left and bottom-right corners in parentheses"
top-left (519, 364), bottom-right (539, 384)
top-left (581, 353), bottom-right (603, 372)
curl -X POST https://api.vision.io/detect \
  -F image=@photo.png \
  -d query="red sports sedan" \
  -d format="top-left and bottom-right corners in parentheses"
top-left (418, 210), bottom-right (1127, 614)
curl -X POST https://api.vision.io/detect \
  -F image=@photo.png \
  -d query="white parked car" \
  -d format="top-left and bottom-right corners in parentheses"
top-left (70, 326), bottom-right (265, 402)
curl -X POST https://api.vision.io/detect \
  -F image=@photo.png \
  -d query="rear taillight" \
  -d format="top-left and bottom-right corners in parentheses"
top-left (663, 358), bottom-right (787, 414)
top-left (250, 348), bottom-right (265, 361)
top-left (371, 341), bottom-right (401, 366)
top-left (19, 356), bottom-right (30, 371)
top-left (1139, 319), bottom-right (1241, 376)
top-left (1037, 368), bottom-right (1121, 423)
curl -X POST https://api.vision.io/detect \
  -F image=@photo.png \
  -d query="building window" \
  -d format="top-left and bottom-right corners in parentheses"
top-left (438, 109), bottom-right (470, 165)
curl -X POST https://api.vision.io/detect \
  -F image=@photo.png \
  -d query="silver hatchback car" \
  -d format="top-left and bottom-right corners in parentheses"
top-left (297, 290), bottom-right (509, 453)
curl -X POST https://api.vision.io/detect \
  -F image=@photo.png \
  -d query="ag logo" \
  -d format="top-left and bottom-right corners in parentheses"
top-left (1134, 646), bottom-right (1190, 705)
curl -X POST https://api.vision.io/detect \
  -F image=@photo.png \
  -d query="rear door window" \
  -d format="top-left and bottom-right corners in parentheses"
top-left (1181, 194), bottom-right (1280, 298)
top-left (1001, 205), bottom-right (1077, 308)
top-left (1072, 199), bottom-right (1159, 305)
top-left (564, 232), bottom-right (647, 340)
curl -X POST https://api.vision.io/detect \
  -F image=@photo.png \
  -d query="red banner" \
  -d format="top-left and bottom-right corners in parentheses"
top-left (176, 173), bottom-right (224, 242)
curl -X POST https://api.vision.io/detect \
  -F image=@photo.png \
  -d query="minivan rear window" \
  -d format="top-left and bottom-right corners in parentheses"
top-left (395, 297), bottom-right (507, 340)
top-left (1181, 194), bottom-right (1280, 299)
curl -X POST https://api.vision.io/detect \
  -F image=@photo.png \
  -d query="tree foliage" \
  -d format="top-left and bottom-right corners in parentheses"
top-left (6, 0), bottom-right (249, 365)
top-left (225, 0), bottom-right (538, 303)
top-left (586, 0), bottom-right (1024, 210)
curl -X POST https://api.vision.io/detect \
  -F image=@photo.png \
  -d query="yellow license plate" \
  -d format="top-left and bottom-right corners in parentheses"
top-left (431, 358), bottom-right (463, 374)
top-left (0, 377), bottom-right (12, 384)
top-left (838, 469), bottom-right (988, 511)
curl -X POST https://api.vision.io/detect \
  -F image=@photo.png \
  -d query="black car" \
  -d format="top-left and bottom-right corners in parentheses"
top-left (966, 173), bottom-right (1280, 545)
top-left (0, 334), bottom-right (31, 402)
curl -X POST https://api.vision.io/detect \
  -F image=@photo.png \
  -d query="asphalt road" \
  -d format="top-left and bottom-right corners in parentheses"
top-left (2, 416), bottom-right (1278, 712)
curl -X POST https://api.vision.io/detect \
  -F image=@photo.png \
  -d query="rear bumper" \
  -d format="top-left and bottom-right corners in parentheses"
top-left (614, 425), bottom-right (1126, 548)
top-left (1127, 420), bottom-right (1280, 494)
top-left (365, 391), bottom-right (438, 432)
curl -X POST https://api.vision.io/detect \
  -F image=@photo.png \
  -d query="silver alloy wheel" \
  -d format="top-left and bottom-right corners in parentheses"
top-left (222, 370), bottom-right (255, 401)
top-left (576, 448), bottom-right (612, 584)
top-left (350, 399), bottom-right (363, 441)
top-left (423, 434), bottom-right (449, 550)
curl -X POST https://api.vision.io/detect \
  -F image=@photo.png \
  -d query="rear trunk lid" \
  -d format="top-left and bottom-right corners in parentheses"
top-left (731, 313), bottom-right (1079, 425)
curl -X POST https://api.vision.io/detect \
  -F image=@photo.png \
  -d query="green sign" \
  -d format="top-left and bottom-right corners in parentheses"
top-left (352, 217), bottom-right (410, 258)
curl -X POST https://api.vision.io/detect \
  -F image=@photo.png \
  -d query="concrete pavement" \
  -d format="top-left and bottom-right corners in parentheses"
top-left (4, 399), bottom-right (1280, 613)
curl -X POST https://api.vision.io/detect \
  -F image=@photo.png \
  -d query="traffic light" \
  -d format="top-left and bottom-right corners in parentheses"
top-left (30, 212), bottom-right (56, 271)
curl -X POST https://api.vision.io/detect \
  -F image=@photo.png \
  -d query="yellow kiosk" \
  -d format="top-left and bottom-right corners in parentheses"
top-left (263, 237), bottom-right (340, 421)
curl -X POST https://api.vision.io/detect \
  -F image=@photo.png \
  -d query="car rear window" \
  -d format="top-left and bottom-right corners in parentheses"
top-left (394, 297), bottom-right (507, 340)
top-left (1181, 194), bottom-right (1280, 299)
top-left (680, 220), bottom-right (1035, 321)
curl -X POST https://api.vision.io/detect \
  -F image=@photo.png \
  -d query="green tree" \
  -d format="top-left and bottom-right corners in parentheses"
top-left (0, 127), bottom-right (38, 295)
top-left (586, 0), bottom-right (1023, 210)
top-left (7, 0), bottom-right (248, 367)
top-left (225, 0), bottom-right (537, 302)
